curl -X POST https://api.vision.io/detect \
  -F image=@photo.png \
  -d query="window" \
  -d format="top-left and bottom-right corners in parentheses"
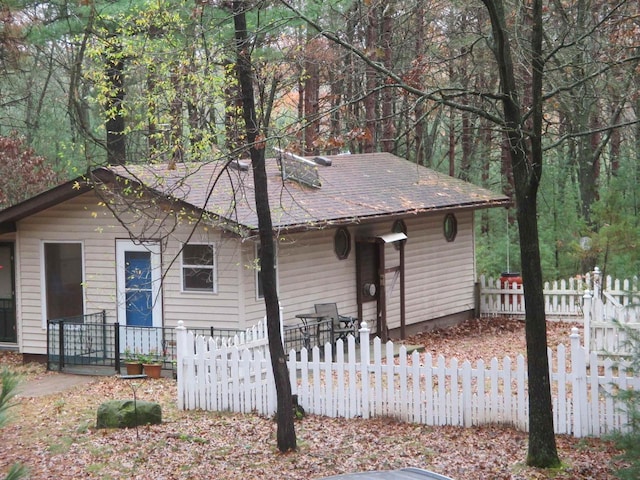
top-left (181, 244), bottom-right (216, 293)
top-left (443, 214), bottom-right (457, 242)
top-left (43, 242), bottom-right (84, 324)
top-left (334, 227), bottom-right (351, 260)
top-left (255, 243), bottom-right (278, 299)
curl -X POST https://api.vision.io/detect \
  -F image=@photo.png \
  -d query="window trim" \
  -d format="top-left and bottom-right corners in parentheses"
top-left (40, 240), bottom-right (85, 329)
top-left (443, 213), bottom-right (458, 242)
top-left (334, 227), bottom-right (351, 260)
top-left (180, 243), bottom-right (217, 294)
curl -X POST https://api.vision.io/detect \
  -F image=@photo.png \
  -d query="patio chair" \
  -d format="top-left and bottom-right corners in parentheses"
top-left (314, 303), bottom-right (359, 342)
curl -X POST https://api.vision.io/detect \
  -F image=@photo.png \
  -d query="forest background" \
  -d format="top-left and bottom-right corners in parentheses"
top-left (1, 0), bottom-right (639, 282)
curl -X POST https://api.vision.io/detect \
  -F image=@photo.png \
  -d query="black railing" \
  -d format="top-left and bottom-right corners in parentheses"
top-left (47, 312), bottom-right (228, 373)
top-left (47, 312), bottom-right (341, 373)
top-left (283, 318), bottom-right (334, 353)
top-left (47, 311), bottom-right (109, 371)
top-left (0, 298), bottom-right (16, 343)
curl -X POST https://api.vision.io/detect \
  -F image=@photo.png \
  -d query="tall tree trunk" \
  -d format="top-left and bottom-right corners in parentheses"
top-left (364, 2), bottom-right (378, 153)
top-left (232, 0), bottom-right (296, 453)
top-left (413, 2), bottom-right (425, 165)
top-left (480, 0), bottom-right (560, 468)
top-left (224, 60), bottom-right (243, 157)
top-left (329, 69), bottom-right (343, 155)
top-left (170, 70), bottom-right (184, 165)
top-left (380, 5), bottom-right (394, 153)
top-left (303, 36), bottom-right (320, 155)
top-left (448, 105), bottom-right (456, 177)
top-left (105, 41), bottom-right (126, 165)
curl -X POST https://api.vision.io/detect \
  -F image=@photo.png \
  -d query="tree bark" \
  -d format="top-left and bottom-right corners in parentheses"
top-left (105, 41), bottom-right (126, 165)
top-left (480, 0), bottom-right (560, 468)
top-left (364, 3), bottom-right (378, 153)
top-left (232, 1), bottom-right (296, 453)
top-left (303, 36), bottom-right (320, 155)
top-left (381, 5), bottom-right (394, 153)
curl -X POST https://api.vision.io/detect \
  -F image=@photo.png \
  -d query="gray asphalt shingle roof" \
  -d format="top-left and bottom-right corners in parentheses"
top-left (109, 152), bottom-right (510, 232)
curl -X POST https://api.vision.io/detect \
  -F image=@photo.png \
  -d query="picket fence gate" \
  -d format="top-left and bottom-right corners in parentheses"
top-left (175, 321), bottom-right (639, 438)
top-left (583, 271), bottom-right (640, 358)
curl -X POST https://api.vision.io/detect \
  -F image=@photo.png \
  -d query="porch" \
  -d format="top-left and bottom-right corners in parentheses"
top-left (46, 312), bottom-right (241, 375)
top-left (46, 310), bottom-right (345, 374)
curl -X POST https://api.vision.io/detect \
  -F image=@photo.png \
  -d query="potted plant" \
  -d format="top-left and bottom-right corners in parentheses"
top-left (123, 348), bottom-right (143, 375)
top-left (139, 353), bottom-right (163, 379)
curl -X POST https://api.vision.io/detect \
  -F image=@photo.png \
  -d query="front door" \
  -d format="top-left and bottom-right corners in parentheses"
top-left (0, 243), bottom-right (16, 343)
top-left (116, 240), bottom-right (163, 356)
top-left (116, 240), bottom-right (162, 328)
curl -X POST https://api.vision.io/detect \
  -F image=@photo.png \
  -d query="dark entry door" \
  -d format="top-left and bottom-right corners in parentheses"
top-left (0, 243), bottom-right (16, 343)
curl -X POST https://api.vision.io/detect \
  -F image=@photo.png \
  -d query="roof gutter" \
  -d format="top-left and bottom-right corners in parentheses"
top-left (249, 197), bottom-right (512, 235)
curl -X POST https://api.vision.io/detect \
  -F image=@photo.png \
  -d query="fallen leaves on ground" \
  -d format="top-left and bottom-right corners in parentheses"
top-left (0, 318), bottom-right (625, 479)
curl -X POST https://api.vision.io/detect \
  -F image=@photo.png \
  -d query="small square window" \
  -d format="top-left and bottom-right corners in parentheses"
top-left (182, 244), bottom-right (215, 292)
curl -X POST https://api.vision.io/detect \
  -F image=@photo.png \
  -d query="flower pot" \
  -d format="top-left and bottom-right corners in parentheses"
top-left (125, 362), bottom-right (143, 375)
top-left (143, 363), bottom-right (162, 379)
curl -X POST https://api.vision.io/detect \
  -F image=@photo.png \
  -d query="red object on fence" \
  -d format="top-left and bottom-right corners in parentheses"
top-left (500, 272), bottom-right (523, 308)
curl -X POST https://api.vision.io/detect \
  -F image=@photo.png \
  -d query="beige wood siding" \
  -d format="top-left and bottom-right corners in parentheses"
top-left (398, 212), bottom-right (476, 330)
top-left (162, 231), bottom-right (244, 330)
top-left (245, 211), bottom-right (476, 333)
top-left (15, 193), bottom-right (245, 354)
top-left (14, 189), bottom-right (478, 355)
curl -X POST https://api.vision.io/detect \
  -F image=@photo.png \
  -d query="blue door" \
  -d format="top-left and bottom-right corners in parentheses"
top-left (117, 240), bottom-right (162, 328)
top-left (124, 251), bottom-right (153, 327)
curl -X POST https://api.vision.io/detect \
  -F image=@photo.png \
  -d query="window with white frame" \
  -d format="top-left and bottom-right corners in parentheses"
top-left (255, 243), bottom-right (277, 299)
top-left (181, 244), bottom-right (216, 293)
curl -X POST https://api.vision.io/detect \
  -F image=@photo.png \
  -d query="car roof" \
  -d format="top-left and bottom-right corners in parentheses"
top-left (318, 467), bottom-right (453, 480)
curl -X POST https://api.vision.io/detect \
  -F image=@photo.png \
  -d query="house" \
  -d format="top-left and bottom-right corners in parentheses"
top-left (0, 152), bottom-right (509, 362)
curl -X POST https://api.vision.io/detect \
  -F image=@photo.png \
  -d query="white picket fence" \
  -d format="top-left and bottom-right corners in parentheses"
top-left (175, 321), bottom-right (639, 438)
top-left (583, 272), bottom-right (640, 358)
top-left (480, 268), bottom-right (640, 359)
top-left (478, 274), bottom-right (588, 319)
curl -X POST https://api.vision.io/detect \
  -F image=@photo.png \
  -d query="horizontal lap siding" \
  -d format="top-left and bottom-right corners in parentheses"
top-left (278, 229), bottom-right (357, 324)
top-left (255, 213), bottom-right (476, 333)
top-left (16, 193), bottom-right (244, 354)
top-left (400, 212), bottom-right (475, 329)
top-left (162, 231), bottom-right (242, 330)
top-left (17, 194), bottom-right (121, 354)
top-left (15, 189), bottom-right (478, 355)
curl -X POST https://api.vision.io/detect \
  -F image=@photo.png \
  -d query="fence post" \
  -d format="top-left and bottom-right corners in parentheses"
top-left (279, 303), bottom-right (284, 348)
top-left (593, 266), bottom-right (601, 298)
top-left (175, 321), bottom-right (187, 410)
top-left (359, 321), bottom-right (371, 419)
top-left (570, 327), bottom-right (588, 437)
top-left (58, 320), bottom-right (65, 372)
top-left (114, 322), bottom-right (121, 374)
top-left (582, 290), bottom-right (592, 356)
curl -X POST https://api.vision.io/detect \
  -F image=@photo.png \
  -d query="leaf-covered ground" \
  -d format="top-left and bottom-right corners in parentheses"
top-left (0, 318), bottom-right (626, 479)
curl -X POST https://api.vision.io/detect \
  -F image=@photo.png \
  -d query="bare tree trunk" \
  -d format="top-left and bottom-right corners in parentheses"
top-left (105, 41), bottom-right (126, 165)
top-left (170, 71), bottom-right (184, 165)
top-left (232, 0), bottom-right (296, 453)
top-left (224, 60), bottom-right (243, 157)
top-left (380, 5), bottom-right (394, 153)
top-left (303, 36), bottom-right (320, 155)
top-left (448, 105), bottom-right (455, 177)
top-left (364, 3), bottom-right (378, 153)
top-left (480, 0), bottom-right (560, 468)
